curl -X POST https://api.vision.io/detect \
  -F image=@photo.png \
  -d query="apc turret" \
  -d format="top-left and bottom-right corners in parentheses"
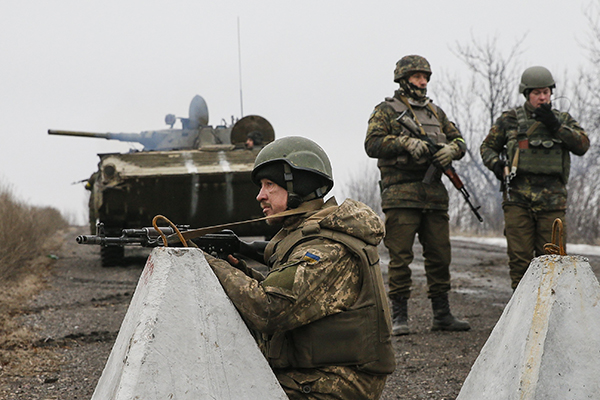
top-left (48, 95), bottom-right (274, 151)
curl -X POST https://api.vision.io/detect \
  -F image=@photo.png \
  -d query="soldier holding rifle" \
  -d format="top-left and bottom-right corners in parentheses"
top-left (481, 66), bottom-right (589, 289)
top-left (206, 136), bottom-right (395, 399)
top-left (365, 55), bottom-right (471, 336)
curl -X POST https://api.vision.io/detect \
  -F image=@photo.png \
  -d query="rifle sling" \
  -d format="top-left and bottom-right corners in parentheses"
top-left (167, 198), bottom-right (325, 243)
top-left (395, 95), bottom-right (439, 137)
top-left (510, 107), bottom-right (541, 177)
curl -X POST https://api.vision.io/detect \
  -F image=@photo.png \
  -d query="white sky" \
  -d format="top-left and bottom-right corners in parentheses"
top-left (0, 0), bottom-right (593, 225)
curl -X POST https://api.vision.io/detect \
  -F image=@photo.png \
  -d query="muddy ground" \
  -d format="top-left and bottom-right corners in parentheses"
top-left (1, 226), bottom-right (599, 400)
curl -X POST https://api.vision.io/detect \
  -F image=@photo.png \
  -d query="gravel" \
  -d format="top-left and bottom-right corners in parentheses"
top-left (1, 226), bottom-right (598, 399)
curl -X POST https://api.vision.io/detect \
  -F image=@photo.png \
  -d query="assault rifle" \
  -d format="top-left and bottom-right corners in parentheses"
top-left (77, 222), bottom-right (268, 262)
top-left (396, 110), bottom-right (483, 222)
top-left (498, 150), bottom-right (512, 201)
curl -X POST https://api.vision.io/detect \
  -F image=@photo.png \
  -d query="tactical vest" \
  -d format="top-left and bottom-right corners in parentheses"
top-left (375, 96), bottom-right (448, 187)
top-left (386, 96), bottom-right (448, 145)
top-left (507, 106), bottom-right (570, 183)
top-left (262, 221), bottom-right (396, 375)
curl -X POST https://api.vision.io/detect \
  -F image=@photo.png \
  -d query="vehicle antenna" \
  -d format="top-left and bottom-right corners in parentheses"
top-left (237, 17), bottom-right (244, 117)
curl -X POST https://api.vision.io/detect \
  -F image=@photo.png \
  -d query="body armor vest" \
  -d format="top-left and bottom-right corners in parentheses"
top-left (262, 222), bottom-right (395, 375)
top-left (507, 106), bottom-right (569, 182)
top-left (376, 96), bottom-right (447, 185)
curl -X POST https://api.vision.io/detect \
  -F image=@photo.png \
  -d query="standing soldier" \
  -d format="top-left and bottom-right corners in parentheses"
top-left (481, 66), bottom-right (589, 289)
top-left (207, 136), bottom-right (395, 399)
top-left (365, 55), bottom-right (470, 336)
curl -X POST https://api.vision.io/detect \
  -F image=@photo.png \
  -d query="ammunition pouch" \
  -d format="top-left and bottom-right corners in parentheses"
top-left (507, 106), bottom-right (570, 183)
top-left (514, 140), bottom-right (564, 176)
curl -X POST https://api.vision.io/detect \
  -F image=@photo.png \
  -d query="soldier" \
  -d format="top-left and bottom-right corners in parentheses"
top-left (245, 130), bottom-right (263, 150)
top-left (481, 66), bottom-right (589, 289)
top-left (365, 55), bottom-right (470, 336)
top-left (206, 136), bottom-right (395, 399)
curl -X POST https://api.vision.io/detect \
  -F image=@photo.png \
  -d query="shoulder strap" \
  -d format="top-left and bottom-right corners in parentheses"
top-left (510, 106), bottom-right (542, 177)
top-left (427, 102), bottom-right (439, 120)
top-left (387, 95), bottom-right (429, 137)
top-left (516, 106), bottom-right (541, 137)
top-left (275, 222), bottom-right (378, 269)
top-left (384, 97), bottom-right (407, 114)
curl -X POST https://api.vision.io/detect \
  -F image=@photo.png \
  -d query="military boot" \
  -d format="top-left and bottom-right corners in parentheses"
top-left (431, 293), bottom-right (470, 332)
top-left (390, 295), bottom-right (409, 335)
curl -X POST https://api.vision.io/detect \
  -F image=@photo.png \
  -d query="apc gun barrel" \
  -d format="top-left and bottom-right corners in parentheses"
top-left (48, 129), bottom-right (142, 142)
top-left (49, 129), bottom-right (109, 139)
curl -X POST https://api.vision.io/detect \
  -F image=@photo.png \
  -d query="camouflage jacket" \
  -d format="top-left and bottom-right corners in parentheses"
top-left (207, 197), bottom-right (394, 396)
top-left (365, 90), bottom-right (465, 210)
top-left (481, 101), bottom-right (589, 212)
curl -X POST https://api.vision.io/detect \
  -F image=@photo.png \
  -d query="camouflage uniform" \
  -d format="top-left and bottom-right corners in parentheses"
top-left (481, 101), bottom-right (589, 288)
top-left (207, 197), bottom-right (395, 399)
top-left (365, 89), bottom-right (465, 299)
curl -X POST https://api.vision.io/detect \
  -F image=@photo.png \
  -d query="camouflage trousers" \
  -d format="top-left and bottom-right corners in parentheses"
top-left (274, 366), bottom-right (387, 399)
top-left (503, 204), bottom-right (566, 289)
top-left (383, 208), bottom-right (451, 298)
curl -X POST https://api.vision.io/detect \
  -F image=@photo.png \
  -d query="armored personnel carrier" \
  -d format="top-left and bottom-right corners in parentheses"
top-left (49, 95), bottom-right (277, 266)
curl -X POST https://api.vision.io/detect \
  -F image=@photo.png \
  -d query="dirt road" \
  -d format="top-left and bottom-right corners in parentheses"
top-left (2, 226), bottom-right (599, 399)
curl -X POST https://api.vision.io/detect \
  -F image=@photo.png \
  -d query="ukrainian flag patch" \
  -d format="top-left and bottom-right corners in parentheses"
top-left (303, 252), bottom-right (320, 263)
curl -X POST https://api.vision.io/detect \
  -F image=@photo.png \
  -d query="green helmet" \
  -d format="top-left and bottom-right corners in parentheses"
top-left (394, 55), bottom-right (432, 83)
top-left (252, 136), bottom-right (334, 202)
top-left (519, 66), bottom-right (556, 94)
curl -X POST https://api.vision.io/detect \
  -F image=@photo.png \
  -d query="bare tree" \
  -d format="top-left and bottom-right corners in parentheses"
top-left (431, 34), bottom-right (525, 234)
top-left (339, 159), bottom-right (383, 218)
top-left (564, 0), bottom-right (600, 244)
top-left (345, 8), bottom-right (600, 243)
top-left (451, 35), bottom-right (526, 128)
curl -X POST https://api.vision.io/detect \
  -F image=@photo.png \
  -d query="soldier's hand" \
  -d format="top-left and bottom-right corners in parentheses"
top-left (492, 159), bottom-right (505, 181)
top-left (227, 254), bottom-right (251, 276)
top-left (398, 136), bottom-right (428, 159)
top-left (433, 143), bottom-right (460, 167)
top-left (533, 103), bottom-right (561, 133)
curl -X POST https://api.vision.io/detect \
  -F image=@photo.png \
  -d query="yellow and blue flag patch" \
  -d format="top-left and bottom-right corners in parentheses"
top-left (303, 252), bottom-right (320, 264)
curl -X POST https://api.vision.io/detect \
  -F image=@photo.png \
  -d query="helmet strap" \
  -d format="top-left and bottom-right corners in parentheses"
top-left (283, 163), bottom-right (295, 193)
top-left (283, 163), bottom-right (302, 209)
top-left (282, 163), bottom-right (329, 209)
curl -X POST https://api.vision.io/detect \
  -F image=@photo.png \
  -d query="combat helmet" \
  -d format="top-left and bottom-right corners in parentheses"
top-left (252, 136), bottom-right (334, 207)
top-left (519, 66), bottom-right (556, 95)
top-left (394, 55), bottom-right (432, 83)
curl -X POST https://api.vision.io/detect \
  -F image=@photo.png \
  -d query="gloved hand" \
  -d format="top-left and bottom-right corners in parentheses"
top-left (433, 142), bottom-right (460, 167)
top-left (492, 159), bottom-right (505, 181)
top-left (397, 136), bottom-right (428, 160)
top-left (533, 103), bottom-right (561, 133)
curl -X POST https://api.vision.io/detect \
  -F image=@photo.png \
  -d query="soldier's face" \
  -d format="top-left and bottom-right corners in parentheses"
top-left (528, 87), bottom-right (552, 108)
top-left (408, 72), bottom-right (429, 89)
top-left (256, 178), bottom-right (288, 223)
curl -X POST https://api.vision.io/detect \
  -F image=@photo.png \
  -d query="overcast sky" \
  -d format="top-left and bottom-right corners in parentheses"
top-left (0, 0), bottom-right (593, 225)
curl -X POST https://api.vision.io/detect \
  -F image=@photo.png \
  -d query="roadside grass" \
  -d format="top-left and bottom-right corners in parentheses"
top-left (0, 182), bottom-right (68, 376)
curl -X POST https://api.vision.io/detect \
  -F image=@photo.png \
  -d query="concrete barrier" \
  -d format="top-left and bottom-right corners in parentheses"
top-left (91, 247), bottom-right (287, 399)
top-left (457, 255), bottom-right (600, 399)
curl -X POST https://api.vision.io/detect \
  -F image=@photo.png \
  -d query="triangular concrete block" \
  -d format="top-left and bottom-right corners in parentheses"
top-left (457, 255), bottom-right (600, 399)
top-left (91, 247), bottom-right (287, 399)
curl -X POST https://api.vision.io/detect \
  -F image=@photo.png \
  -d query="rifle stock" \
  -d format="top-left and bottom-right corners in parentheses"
top-left (499, 150), bottom-right (512, 201)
